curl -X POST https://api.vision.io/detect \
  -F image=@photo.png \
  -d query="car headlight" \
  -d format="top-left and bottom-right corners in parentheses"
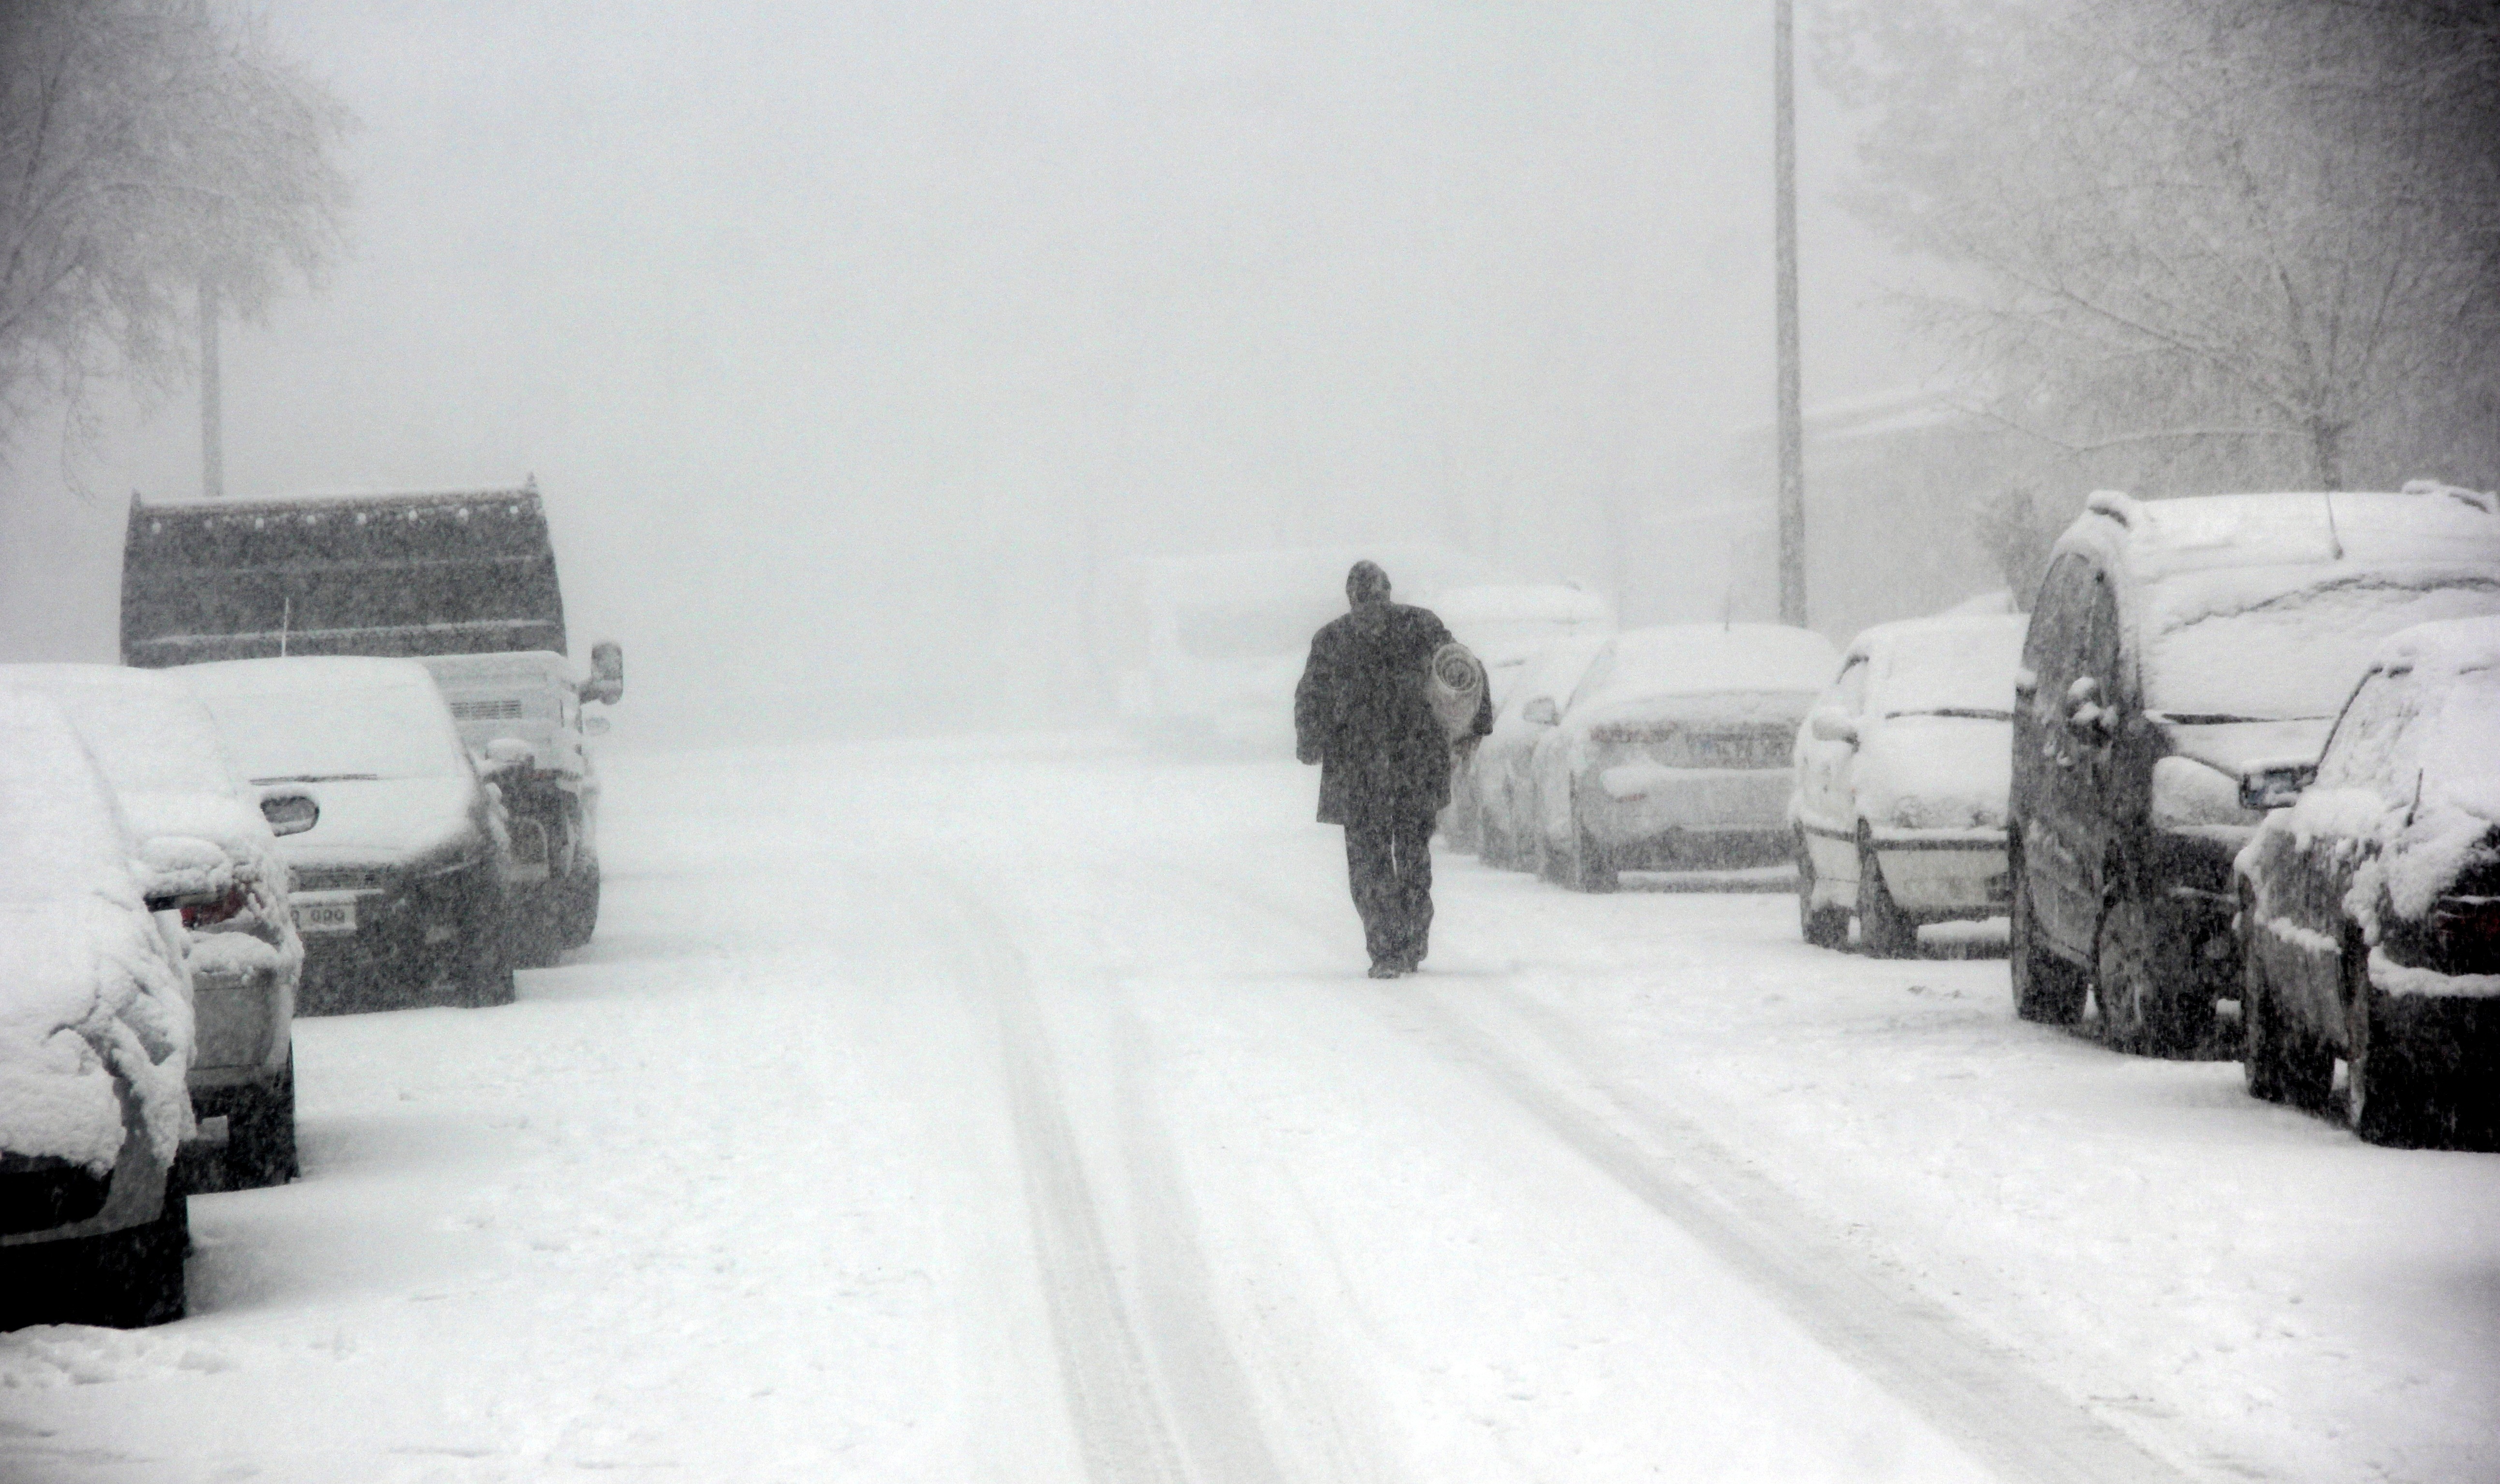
top-left (2150, 756), bottom-right (2261, 831)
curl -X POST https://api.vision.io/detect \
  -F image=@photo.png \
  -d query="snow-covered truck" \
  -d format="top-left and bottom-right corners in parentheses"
top-left (119, 483), bottom-right (623, 963)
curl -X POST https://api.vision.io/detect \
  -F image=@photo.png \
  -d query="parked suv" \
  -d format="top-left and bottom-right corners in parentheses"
top-left (2236, 616), bottom-right (2500, 1147)
top-left (2010, 487), bottom-right (2500, 1053)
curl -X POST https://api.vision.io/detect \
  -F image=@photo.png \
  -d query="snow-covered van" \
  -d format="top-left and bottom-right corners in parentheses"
top-left (0, 665), bottom-right (313, 1189)
top-left (1108, 545), bottom-right (1493, 752)
top-left (0, 692), bottom-right (197, 1328)
top-left (2235, 615), bottom-right (2500, 1146)
top-left (2009, 486), bottom-right (2500, 1054)
top-left (1791, 615), bottom-right (2029, 955)
top-left (119, 483), bottom-right (621, 964)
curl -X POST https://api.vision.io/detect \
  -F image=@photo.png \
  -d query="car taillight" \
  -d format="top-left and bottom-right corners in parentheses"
top-left (2428, 895), bottom-right (2500, 972)
top-left (181, 885), bottom-right (249, 930)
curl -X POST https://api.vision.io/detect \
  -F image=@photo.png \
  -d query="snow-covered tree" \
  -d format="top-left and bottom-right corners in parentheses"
top-left (0, 0), bottom-right (349, 451)
top-left (1822, 0), bottom-right (2500, 492)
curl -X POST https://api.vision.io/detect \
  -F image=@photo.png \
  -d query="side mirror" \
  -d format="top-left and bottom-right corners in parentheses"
top-left (1809, 707), bottom-right (1859, 745)
top-left (582, 715), bottom-right (611, 737)
top-left (1521, 697), bottom-right (1561, 727)
top-left (138, 834), bottom-right (233, 910)
top-left (579, 640), bottom-right (625, 705)
top-left (258, 791), bottom-right (320, 838)
top-left (2238, 760), bottom-right (2316, 811)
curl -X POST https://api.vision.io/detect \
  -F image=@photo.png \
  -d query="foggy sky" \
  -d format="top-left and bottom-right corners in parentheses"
top-left (0, 0), bottom-right (1925, 738)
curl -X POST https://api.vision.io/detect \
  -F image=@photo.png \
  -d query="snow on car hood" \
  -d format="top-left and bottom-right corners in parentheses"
top-left (271, 776), bottom-right (484, 867)
top-left (117, 790), bottom-right (284, 888)
top-left (2159, 718), bottom-right (2334, 778)
top-left (1855, 716), bottom-right (2012, 831)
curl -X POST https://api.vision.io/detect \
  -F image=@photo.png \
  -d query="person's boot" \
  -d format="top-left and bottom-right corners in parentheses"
top-left (1368, 960), bottom-right (1403, 979)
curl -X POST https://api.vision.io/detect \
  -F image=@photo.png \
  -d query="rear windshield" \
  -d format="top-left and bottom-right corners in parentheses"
top-left (1873, 625), bottom-right (2026, 719)
top-left (2142, 569), bottom-right (2500, 721)
top-left (196, 683), bottom-right (468, 783)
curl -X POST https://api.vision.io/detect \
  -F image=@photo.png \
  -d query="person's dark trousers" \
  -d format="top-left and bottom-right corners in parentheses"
top-left (1344, 810), bottom-right (1436, 970)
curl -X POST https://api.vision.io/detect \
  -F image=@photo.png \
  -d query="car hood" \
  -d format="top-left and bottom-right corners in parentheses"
top-left (268, 776), bottom-right (482, 868)
top-left (2160, 718), bottom-right (2335, 777)
top-left (114, 791), bottom-right (284, 887)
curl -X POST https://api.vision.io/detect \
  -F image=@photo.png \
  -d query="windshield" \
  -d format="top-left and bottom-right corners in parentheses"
top-left (1873, 624), bottom-right (2026, 719)
top-left (195, 683), bottom-right (468, 783)
top-left (2142, 569), bottom-right (2500, 721)
top-left (38, 688), bottom-right (237, 797)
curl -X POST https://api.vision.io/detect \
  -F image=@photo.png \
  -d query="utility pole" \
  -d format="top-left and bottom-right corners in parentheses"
top-left (1773, 0), bottom-right (1806, 626)
top-left (199, 277), bottom-right (225, 499)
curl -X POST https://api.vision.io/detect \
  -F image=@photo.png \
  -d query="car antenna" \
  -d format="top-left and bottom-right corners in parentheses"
top-left (280, 595), bottom-right (291, 658)
top-left (2323, 490), bottom-right (2346, 560)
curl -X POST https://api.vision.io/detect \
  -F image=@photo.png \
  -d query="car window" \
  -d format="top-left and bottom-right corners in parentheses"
top-left (2024, 555), bottom-right (2091, 687)
top-left (2314, 668), bottom-right (2418, 798)
top-left (1835, 656), bottom-right (1869, 715)
top-left (1566, 645), bottom-right (1617, 714)
top-left (2082, 571), bottom-right (2121, 697)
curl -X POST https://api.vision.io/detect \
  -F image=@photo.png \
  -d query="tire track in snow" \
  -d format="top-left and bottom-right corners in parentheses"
top-left (937, 879), bottom-right (1289, 1484)
top-left (1132, 851), bottom-right (2230, 1484)
top-left (1399, 986), bottom-right (2230, 1484)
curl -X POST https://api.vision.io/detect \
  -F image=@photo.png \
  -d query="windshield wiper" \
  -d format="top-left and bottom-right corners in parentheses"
top-left (250, 773), bottom-right (380, 784)
top-left (2146, 712), bottom-right (2267, 726)
top-left (1886, 707), bottom-right (2012, 721)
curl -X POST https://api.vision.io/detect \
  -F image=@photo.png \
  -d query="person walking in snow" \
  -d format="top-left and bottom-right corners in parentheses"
top-left (1294, 560), bottom-right (1492, 978)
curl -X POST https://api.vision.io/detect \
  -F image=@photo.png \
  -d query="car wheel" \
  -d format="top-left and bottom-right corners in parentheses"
top-left (1856, 839), bottom-right (1917, 958)
top-left (1563, 792), bottom-right (1618, 893)
top-left (94, 1187), bottom-right (189, 1329)
top-left (456, 882), bottom-right (518, 1008)
top-left (2010, 847), bottom-right (2084, 1024)
top-left (226, 1051), bottom-right (300, 1188)
top-left (2345, 937), bottom-right (2432, 1146)
top-left (2241, 933), bottom-right (2330, 1110)
top-left (1480, 815), bottom-right (1512, 870)
top-left (2093, 878), bottom-right (2207, 1056)
top-left (1797, 835), bottom-right (1848, 949)
top-left (559, 861), bottom-right (602, 949)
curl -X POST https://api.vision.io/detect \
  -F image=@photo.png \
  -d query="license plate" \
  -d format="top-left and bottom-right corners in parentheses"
top-left (293, 896), bottom-right (357, 935)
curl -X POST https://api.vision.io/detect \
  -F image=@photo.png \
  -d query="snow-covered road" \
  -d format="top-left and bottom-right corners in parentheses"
top-left (5, 739), bottom-right (2496, 1483)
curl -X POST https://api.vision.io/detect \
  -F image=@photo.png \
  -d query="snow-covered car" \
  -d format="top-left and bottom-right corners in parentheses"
top-left (0, 692), bottom-right (197, 1329)
top-left (2010, 486), bottom-right (2500, 1055)
top-left (1529, 623), bottom-right (1841, 891)
top-left (1434, 584), bottom-right (1614, 851)
top-left (1791, 615), bottom-right (2029, 955)
top-left (0, 664), bottom-right (315, 1188)
top-left (178, 658), bottom-right (517, 1013)
top-left (2235, 616), bottom-right (2500, 1147)
top-left (1467, 633), bottom-right (1611, 870)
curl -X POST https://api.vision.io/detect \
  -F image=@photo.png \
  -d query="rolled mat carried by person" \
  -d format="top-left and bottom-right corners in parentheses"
top-left (1427, 642), bottom-right (1486, 742)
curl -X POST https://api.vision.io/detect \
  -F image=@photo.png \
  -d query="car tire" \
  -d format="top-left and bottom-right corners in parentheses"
top-left (1563, 792), bottom-right (1618, 894)
top-left (95, 1188), bottom-right (189, 1329)
top-left (226, 1051), bottom-right (300, 1188)
top-left (2346, 937), bottom-right (2432, 1146)
top-left (2241, 936), bottom-right (2330, 1111)
top-left (558, 861), bottom-right (601, 950)
top-left (1797, 835), bottom-right (1848, 949)
top-left (2093, 877), bottom-right (2208, 1056)
top-left (1856, 839), bottom-right (1917, 958)
top-left (456, 882), bottom-right (518, 1009)
top-left (2010, 847), bottom-right (2085, 1024)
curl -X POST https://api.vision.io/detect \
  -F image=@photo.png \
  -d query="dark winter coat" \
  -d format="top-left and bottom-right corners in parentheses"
top-left (1294, 601), bottom-right (1492, 827)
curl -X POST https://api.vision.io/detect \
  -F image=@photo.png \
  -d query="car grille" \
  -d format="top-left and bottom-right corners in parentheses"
top-left (450, 698), bottom-right (527, 721)
top-left (291, 865), bottom-right (393, 893)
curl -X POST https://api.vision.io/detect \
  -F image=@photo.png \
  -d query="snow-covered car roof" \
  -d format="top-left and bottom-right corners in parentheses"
top-left (176, 657), bottom-right (470, 784)
top-left (2063, 488), bottom-right (2500, 582)
top-left (0, 691), bottom-right (194, 1173)
top-left (133, 483), bottom-right (537, 514)
top-left (0, 665), bottom-right (242, 800)
top-left (1846, 615), bottom-right (2029, 719)
top-left (1582, 624), bottom-right (1840, 705)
